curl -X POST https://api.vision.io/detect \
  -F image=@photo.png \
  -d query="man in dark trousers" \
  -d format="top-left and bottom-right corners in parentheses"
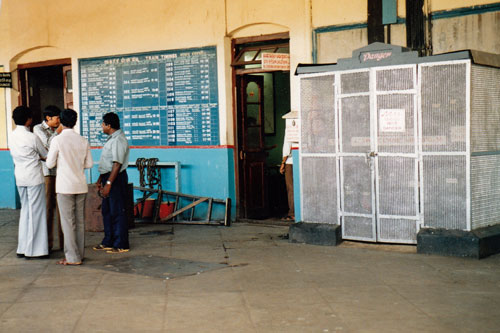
top-left (93, 112), bottom-right (130, 253)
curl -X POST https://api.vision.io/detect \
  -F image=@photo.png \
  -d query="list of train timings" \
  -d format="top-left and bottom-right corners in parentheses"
top-left (79, 47), bottom-right (219, 146)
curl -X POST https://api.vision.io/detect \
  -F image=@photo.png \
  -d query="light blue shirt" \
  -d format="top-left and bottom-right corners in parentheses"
top-left (33, 121), bottom-right (57, 176)
top-left (98, 129), bottom-right (129, 174)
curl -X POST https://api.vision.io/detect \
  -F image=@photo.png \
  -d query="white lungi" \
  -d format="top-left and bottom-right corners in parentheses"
top-left (17, 183), bottom-right (48, 257)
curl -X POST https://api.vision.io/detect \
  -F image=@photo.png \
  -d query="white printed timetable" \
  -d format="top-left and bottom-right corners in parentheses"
top-left (79, 46), bottom-right (219, 147)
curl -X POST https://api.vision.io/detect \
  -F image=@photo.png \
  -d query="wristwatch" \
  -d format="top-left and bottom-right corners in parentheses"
top-left (106, 180), bottom-right (112, 185)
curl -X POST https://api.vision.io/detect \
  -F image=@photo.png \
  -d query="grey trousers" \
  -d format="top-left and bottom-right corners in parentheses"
top-left (17, 184), bottom-right (48, 257)
top-left (57, 193), bottom-right (86, 263)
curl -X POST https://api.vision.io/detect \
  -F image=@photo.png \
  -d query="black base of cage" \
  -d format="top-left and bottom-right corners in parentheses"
top-left (288, 222), bottom-right (342, 246)
top-left (417, 224), bottom-right (500, 259)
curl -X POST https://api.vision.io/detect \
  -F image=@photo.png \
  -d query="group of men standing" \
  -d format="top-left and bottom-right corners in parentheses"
top-left (9, 106), bottom-right (130, 265)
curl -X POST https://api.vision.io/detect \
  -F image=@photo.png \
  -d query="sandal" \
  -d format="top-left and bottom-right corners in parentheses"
top-left (57, 259), bottom-right (82, 266)
top-left (282, 216), bottom-right (294, 221)
top-left (93, 244), bottom-right (112, 251)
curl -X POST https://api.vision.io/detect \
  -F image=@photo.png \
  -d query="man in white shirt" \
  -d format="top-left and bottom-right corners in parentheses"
top-left (46, 109), bottom-right (93, 265)
top-left (9, 106), bottom-right (49, 259)
top-left (280, 127), bottom-right (295, 221)
top-left (33, 105), bottom-right (63, 251)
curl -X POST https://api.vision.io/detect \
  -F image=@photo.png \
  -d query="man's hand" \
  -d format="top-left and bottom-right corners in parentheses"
top-left (279, 163), bottom-right (285, 175)
top-left (100, 183), bottom-right (111, 198)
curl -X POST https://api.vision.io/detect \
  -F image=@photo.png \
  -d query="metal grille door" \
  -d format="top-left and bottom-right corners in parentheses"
top-left (337, 70), bottom-right (376, 241)
top-left (338, 66), bottom-right (420, 244)
top-left (375, 66), bottom-right (419, 243)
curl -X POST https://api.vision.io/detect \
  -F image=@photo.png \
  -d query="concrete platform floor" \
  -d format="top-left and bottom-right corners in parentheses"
top-left (1, 209), bottom-right (499, 332)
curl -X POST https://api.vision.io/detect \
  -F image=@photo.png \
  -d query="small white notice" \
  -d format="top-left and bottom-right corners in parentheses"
top-left (261, 53), bottom-right (290, 71)
top-left (379, 109), bottom-right (405, 132)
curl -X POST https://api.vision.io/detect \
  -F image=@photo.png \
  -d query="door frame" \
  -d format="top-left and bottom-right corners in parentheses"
top-left (231, 32), bottom-right (289, 218)
top-left (17, 58), bottom-right (72, 122)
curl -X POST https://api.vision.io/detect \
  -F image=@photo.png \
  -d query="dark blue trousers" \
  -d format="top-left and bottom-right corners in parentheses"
top-left (101, 171), bottom-right (129, 249)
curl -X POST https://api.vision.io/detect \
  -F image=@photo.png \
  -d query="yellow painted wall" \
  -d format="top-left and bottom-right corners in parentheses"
top-left (225, 0), bottom-right (312, 118)
top-left (312, 0), bottom-right (366, 27)
top-left (0, 0), bottom-right (315, 146)
top-left (0, 0), bottom-right (499, 146)
top-left (433, 11), bottom-right (500, 54)
top-left (317, 24), bottom-right (407, 63)
top-left (431, 0), bottom-right (499, 11)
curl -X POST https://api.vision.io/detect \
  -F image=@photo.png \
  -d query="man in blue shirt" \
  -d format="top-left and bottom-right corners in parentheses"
top-left (93, 112), bottom-right (130, 253)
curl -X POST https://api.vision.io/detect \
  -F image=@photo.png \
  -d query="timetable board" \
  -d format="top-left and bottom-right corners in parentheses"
top-left (79, 46), bottom-right (219, 147)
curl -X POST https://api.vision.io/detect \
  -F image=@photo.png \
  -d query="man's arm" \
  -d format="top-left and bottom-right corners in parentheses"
top-left (84, 142), bottom-right (94, 169)
top-left (280, 133), bottom-right (292, 175)
top-left (33, 125), bottom-right (50, 150)
top-left (99, 162), bottom-right (122, 198)
top-left (34, 135), bottom-right (48, 160)
top-left (45, 139), bottom-right (58, 169)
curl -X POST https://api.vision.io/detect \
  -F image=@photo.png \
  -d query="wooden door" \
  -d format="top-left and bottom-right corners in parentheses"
top-left (238, 75), bottom-right (268, 218)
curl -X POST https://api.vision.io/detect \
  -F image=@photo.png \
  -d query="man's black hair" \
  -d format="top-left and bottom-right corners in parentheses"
top-left (43, 105), bottom-right (61, 121)
top-left (102, 112), bottom-right (120, 130)
top-left (12, 106), bottom-right (32, 126)
top-left (60, 109), bottom-right (78, 128)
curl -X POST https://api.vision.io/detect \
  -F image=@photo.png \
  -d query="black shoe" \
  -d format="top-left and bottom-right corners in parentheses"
top-left (25, 254), bottom-right (50, 260)
top-left (16, 253), bottom-right (24, 258)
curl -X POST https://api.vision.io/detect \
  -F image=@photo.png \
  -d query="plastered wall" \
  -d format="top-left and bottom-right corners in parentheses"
top-left (314, 1), bottom-right (500, 64)
top-left (0, 0), bottom-right (498, 146)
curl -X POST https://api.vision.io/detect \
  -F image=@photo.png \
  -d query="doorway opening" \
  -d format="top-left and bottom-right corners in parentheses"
top-left (18, 59), bottom-right (72, 128)
top-left (232, 33), bottom-right (291, 219)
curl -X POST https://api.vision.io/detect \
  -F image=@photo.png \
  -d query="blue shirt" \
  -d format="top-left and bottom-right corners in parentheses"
top-left (98, 129), bottom-right (129, 174)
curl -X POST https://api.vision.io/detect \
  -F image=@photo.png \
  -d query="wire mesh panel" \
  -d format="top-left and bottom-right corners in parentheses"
top-left (470, 65), bottom-right (500, 153)
top-left (420, 61), bottom-right (469, 231)
top-left (300, 75), bottom-right (336, 154)
top-left (378, 218), bottom-right (417, 243)
top-left (340, 71), bottom-right (370, 94)
top-left (340, 96), bottom-right (370, 153)
top-left (343, 216), bottom-right (375, 240)
top-left (423, 155), bottom-right (467, 230)
top-left (376, 67), bottom-right (414, 91)
top-left (341, 156), bottom-right (372, 215)
top-left (376, 94), bottom-right (416, 154)
top-left (301, 156), bottom-right (337, 224)
top-left (420, 63), bottom-right (467, 152)
top-left (471, 155), bottom-right (500, 229)
top-left (377, 156), bottom-right (416, 216)
top-left (469, 64), bottom-right (500, 230)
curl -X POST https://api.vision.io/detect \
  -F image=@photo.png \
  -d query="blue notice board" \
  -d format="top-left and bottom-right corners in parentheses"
top-left (79, 46), bottom-right (219, 147)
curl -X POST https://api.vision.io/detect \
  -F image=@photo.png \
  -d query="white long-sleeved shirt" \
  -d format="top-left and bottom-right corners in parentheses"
top-left (46, 128), bottom-right (93, 194)
top-left (282, 128), bottom-right (298, 165)
top-left (9, 126), bottom-right (47, 187)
